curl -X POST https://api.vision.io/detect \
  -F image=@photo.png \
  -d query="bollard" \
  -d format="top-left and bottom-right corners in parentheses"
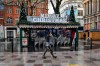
top-left (11, 38), bottom-right (13, 52)
top-left (87, 37), bottom-right (92, 49)
top-left (90, 38), bottom-right (92, 49)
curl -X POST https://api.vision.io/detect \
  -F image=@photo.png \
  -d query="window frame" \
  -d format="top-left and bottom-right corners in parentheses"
top-left (6, 17), bottom-right (13, 24)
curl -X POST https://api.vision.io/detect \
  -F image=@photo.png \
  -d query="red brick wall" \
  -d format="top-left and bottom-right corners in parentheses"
top-left (4, 5), bottom-right (20, 26)
top-left (0, 10), bottom-right (4, 25)
top-left (0, 11), bottom-right (3, 18)
top-left (29, 0), bottom-right (48, 16)
top-left (0, 19), bottom-right (4, 25)
top-left (4, 0), bottom-right (48, 26)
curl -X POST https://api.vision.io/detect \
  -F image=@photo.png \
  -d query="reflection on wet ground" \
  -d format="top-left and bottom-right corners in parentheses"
top-left (22, 41), bottom-right (100, 52)
top-left (0, 49), bottom-right (100, 66)
top-left (0, 40), bottom-right (100, 66)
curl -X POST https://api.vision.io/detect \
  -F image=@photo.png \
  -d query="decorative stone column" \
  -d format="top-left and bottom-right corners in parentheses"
top-left (97, 0), bottom-right (99, 12)
top-left (91, 0), bottom-right (92, 14)
top-left (87, 1), bottom-right (89, 15)
top-left (86, 2), bottom-right (88, 15)
top-left (92, 0), bottom-right (94, 14)
top-left (84, 3), bottom-right (86, 16)
top-left (94, 0), bottom-right (97, 13)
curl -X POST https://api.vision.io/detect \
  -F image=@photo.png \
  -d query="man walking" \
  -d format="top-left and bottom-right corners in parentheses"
top-left (42, 32), bottom-right (57, 59)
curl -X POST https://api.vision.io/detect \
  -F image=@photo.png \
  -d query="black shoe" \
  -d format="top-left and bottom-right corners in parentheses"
top-left (53, 56), bottom-right (57, 58)
top-left (42, 56), bottom-right (46, 59)
top-left (70, 49), bottom-right (73, 51)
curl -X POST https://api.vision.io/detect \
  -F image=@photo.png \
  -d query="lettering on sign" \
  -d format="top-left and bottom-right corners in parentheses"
top-left (27, 14), bottom-right (68, 23)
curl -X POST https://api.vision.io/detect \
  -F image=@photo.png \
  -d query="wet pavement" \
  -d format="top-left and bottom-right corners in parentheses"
top-left (0, 49), bottom-right (100, 66)
top-left (0, 40), bottom-right (100, 66)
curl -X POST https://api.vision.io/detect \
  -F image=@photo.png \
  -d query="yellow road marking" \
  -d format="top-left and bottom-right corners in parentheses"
top-left (67, 64), bottom-right (78, 66)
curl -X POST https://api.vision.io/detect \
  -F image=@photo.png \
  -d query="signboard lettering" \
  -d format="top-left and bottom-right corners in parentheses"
top-left (27, 14), bottom-right (68, 23)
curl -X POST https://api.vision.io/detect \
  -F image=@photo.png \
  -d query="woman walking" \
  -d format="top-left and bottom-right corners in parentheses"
top-left (42, 32), bottom-right (57, 59)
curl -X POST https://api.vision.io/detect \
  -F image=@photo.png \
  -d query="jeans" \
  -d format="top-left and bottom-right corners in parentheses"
top-left (43, 42), bottom-right (54, 57)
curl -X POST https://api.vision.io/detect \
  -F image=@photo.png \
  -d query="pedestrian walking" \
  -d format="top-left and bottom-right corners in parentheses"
top-left (83, 32), bottom-right (86, 40)
top-left (67, 30), bottom-right (71, 45)
top-left (42, 32), bottom-right (57, 59)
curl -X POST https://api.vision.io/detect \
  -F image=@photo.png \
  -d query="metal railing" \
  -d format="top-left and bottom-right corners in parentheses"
top-left (0, 36), bottom-right (72, 52)
top-left (0, 38), bottom-right (20, 52)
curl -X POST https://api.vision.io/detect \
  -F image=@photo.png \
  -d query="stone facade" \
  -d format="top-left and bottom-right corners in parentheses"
top-left (83, 0), bottom-right (100, 40)
top-left (83, 0), bottom-right (100, 31)
top-left (60, 0), bottom-right (84, 26)
top-left (2, 0), bottom-right (48, 39)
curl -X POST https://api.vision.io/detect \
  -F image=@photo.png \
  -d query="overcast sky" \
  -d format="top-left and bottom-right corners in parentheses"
top-left (48, 0), bottom-right (67, 14)
top-left (48, 0), bottom-right (54, 14)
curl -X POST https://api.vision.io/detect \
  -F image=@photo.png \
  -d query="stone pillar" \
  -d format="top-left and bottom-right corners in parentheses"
top-left (92, 0), bottom-right (94, 14)
top-left (86, 2), bottom-right (87, 15)
top-left (99, 0), bottom-right (100, 12)
top-left (87, 1), bottom-right (89, 15)
top-left (86, 2), bottom-right (88, 15)
top-left (94, 0), bottom-right (97, 13)
top-left (84, 3), bottom-right (86, 16)
top-left (97, 0), bottom-right (99, 12)
top-left (4, 27), bottom-right (7, 38)
top-left (89, 0), bottom-right (92, 14)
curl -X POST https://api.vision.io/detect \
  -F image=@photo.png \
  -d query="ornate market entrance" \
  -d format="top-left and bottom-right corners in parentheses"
top-left (17, 3), bottom-right (80, 52)
top-left (17, 15), bottom-right (80, 52)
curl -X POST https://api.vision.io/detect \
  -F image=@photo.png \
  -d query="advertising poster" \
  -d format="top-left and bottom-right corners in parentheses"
top-left (22, 38), bottom-right (28, 46)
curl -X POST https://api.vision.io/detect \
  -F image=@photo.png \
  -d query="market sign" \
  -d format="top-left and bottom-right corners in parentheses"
top-left (27, 14), bottom-right (68, 23)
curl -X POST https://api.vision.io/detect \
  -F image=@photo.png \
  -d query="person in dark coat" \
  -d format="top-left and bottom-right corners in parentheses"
top-left (83, 33), bottom-right (86, 40)
top-left (42, 32), bottom-right (57, 59)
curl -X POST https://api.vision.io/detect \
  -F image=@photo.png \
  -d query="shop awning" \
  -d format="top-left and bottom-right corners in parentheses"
top-left (19, 25), bottom-right (79, 28)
